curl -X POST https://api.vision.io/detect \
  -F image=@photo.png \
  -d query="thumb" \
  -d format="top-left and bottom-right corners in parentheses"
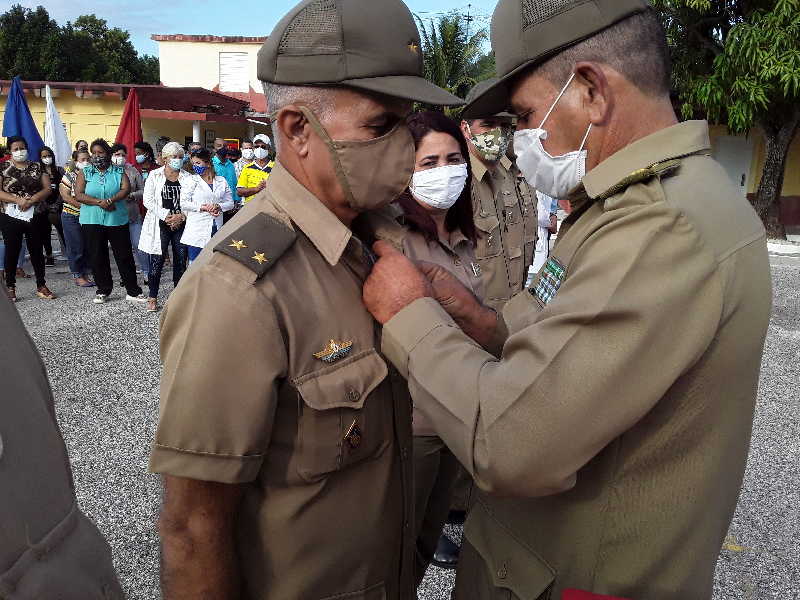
top-left (372, 240), bottom-right (403, 259)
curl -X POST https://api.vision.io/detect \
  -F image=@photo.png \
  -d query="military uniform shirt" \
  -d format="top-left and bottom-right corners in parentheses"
top-left (380, 121), bottom-right (771, 599)
top-left (150, 163), bottom-right (414, 600)
top-left (470, 154), bottom-right (537, 310)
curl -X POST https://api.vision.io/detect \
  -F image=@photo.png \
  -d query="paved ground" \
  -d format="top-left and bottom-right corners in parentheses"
top-left (12, 251), bottom-right (799, 599)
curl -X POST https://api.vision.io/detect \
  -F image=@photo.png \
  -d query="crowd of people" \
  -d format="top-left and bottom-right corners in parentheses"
top-left (0, 134), bottom-right (275, 310)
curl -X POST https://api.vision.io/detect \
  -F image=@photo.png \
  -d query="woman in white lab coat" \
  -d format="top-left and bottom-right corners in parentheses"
top-left (181, 148), bottom-right (233, 263)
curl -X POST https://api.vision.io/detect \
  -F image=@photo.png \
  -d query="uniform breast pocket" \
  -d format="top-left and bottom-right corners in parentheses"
top-left (293, 349), bottom-right (391, 483)
top-left (475, 215), bottom-right (502, 259)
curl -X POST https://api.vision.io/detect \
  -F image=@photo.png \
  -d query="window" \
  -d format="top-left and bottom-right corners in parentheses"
top-left (219, 52), bottom-right (249, 93)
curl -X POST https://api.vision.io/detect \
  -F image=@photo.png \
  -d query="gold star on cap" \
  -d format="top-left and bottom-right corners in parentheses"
top-left (251, 252), bottom-right (268, 265)
top-left (408, 41), bottom-right (419, 54)
top-left (229, 240), bottom-right (247, 251)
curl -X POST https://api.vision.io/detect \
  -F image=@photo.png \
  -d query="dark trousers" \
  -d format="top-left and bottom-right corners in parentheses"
top-left (37, 210), bottom-right (65, 257)
top-left (148, 223), bottom-right (187, 299)
top-left (83, 223), bottom-right (142, 297)
top-left (1, 212), bottom-right (47, 288)
top-left (413, 436), bottom-right (461, 587)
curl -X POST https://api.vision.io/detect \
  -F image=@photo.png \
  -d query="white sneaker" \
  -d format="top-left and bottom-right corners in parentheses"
top-left (93, 294), bottom-right (109, 304)
top-left (126, 293), bottom-right (148, 303)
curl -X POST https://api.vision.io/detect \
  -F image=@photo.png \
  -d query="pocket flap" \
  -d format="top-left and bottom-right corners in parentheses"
top-left (294, 349), bottom-right (388, 411)
top-left (465, 501), bottom-right (555, 599)
top-left (474, 215), bottom-right (500, 234)
top-left (508, 246), bottom-right (522, 260)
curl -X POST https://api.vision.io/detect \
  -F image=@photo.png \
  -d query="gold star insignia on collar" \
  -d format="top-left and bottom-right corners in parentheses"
top-left (408, 41), bottom-right (419, 54)
top-left (251, 252), bottom-right (268, 265)
top-left (314, 339), bottom-right (354, 363)
top-left (229, 240), bottom-right (247, 251)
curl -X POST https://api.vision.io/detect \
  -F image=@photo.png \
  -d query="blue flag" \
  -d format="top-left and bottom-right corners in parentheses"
top-left (2, 76), bottom-right (45, 158)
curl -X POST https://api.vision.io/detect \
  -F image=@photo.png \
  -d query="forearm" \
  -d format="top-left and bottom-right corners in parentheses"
top-left (159, 519), bottom-right (241, 599)
top-left (237, 186), bottom-right (259, 198)
top-left (75, 191), bottom-right (101, 206)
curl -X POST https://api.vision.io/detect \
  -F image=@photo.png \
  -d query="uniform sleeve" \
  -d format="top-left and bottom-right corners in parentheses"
top-left (149, 259), bottom-right (287, 484)
top-left (382, 205), bottom-right (724, 497)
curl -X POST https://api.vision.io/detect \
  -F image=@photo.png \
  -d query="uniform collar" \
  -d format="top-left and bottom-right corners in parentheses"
top-left (267, 162), bottom-right (352, 266)
top-left (469, 153), bottom-right (491, 182)
top-left (582, 120), bottom-right (711, 200)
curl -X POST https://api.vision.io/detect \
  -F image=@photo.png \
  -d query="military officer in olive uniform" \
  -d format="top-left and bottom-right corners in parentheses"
top-left (461, 78), bottom-right (538, 312)
top-left (148, 1), bottom-right (462, 599)
top-left (0, 291), bottom-right (122, 598)
top-left (363, 1), bottom-right (772, 599)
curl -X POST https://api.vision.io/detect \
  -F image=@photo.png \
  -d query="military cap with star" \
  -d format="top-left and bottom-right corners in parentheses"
top-left (257, 0), bottom-right (463, 106)
top-left (463, 0), bottom-right (651, 118)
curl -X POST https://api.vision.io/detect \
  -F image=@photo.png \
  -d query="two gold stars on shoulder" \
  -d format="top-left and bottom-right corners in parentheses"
top-left (229, 239), bottom-right (268, 265)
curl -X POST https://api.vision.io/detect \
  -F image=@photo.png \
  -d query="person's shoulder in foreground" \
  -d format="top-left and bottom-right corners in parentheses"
top-left (0, 291), bottom-right (123, 598)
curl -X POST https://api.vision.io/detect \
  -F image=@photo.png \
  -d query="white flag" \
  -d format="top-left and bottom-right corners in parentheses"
top-left (44, 85), bottom-right (72, 167)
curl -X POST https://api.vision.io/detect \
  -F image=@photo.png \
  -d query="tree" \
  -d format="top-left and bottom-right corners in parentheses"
top-left (653, 0), bottom-right (800, 237)
top-left (415, 12), bottom-right (493, 113)
top-left (0, 5), bottom-right (160, 85)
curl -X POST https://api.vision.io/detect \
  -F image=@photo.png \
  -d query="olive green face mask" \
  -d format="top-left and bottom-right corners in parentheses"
top-left (298, 106), bottom-right (415, 212)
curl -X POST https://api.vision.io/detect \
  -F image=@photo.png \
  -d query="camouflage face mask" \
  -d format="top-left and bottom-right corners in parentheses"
top-left (468, 125), bottom-right (512, 163)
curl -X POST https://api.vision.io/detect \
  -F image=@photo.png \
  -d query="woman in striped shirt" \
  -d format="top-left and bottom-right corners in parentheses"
top-left (59, 150), bottom-right (94, 287)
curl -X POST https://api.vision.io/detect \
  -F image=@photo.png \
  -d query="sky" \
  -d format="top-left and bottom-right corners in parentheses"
top-left (14, 0), bottom-right (499, 57)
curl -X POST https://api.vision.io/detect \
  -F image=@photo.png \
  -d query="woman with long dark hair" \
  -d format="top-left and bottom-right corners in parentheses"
top-left (37, 145), bottom-right (66, 265)
top-left (356, 110), bottom-right (483, 587)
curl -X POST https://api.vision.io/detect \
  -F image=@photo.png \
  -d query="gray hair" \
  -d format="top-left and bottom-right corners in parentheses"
top-left (263, 83), bottom-right (337, 153)
top-left (161, 141), bottom-right (185, 158)
top-left (535, 9), bottom-right (670, 98)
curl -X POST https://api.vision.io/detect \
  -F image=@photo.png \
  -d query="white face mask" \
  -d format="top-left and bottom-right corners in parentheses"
top-left (241, 148), bottom-right (255, 160)
top-left (76, 161), bottom-right (89, 170)
top-left (112, 155), bottom-right (126, 167)
top-left (410, 163), bottom-right (468, 211)
top-left (42, 156), bottom-right (54, 165)
top-left (253, 147), bottom-right (269, 160)
top-left (11, 149), bottom-right (28, 162)
top-left (168, 157), bottom-right (183, 170)
top-left (514, 72), bottom-right (592, 199)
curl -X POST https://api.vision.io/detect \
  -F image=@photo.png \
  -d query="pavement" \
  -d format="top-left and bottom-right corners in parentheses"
top-left (12, 250), bottom-right (800, 600)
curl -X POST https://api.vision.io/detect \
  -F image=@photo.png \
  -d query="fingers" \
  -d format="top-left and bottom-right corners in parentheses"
top-left (417, 260), bottom-right (454, 283)
top-left (372, 240), bottom-right (402, 258)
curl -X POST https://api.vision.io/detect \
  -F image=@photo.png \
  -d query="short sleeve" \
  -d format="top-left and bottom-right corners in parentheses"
top-left (149, 259), bottom-right (288, 483)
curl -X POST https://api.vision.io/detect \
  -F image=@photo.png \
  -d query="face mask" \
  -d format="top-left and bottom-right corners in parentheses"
top-left (299, 106), bottom-right (415, 212)
top-left (41, 156), bottom-right (54, 165)
top-left (76, 161), bottom-right (89, 170)
top-left (514, 72), bottom-right (592, 199)
top-left (11, 149), bottom-right (28, 162)
top-left (410, 164), bottom-right (468, 211)
top-left (193, 164), bottom-right (208, 175)
top-left (168, 158), bottom-right (184, 170)
top-left (111, 155), bottom-right (126, 167)
top-left (254, 147), bottom-right (269, 160)
top-left (91, 155), bottom-right (111, 170)
top-left (135, 154), bottom-right (146, 164)
top-left (468, 125), bottom-right (511, 163)
top-left (241, 148), bottom-right (254, 160)
top-left (216, 148), bottom-right (228, 162)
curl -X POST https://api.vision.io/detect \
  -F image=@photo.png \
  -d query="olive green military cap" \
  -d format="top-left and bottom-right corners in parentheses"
top-left (258, 0), bottom-right (463, 106)
top-left (464, 79), bottom-right (515, 119)
top-left (463, 0), bottom-right (650, 118)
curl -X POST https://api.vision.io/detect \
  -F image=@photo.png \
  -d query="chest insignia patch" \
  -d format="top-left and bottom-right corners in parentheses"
top-left (344, 419), bottom-right (363, 449)
top-left (532, 256), bottom-right (566, 306)
top-left (314, 339), bottom-right (354, 363)
top-left (470, 262), bottom-right (482, 278)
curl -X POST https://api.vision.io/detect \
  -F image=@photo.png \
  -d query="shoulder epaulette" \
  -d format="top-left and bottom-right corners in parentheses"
top-left (213, 212), bottom-right (296, 278)
top-left (595, 158), bottom-right (682, 201)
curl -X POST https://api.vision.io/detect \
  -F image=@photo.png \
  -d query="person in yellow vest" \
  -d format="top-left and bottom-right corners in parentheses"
top-left (363, 1), bottom-right (772, 598)
top-left (236, 134), bottom-right (275, 203)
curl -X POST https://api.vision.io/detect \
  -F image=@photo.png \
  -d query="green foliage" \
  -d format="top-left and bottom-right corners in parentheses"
top-left (0, 4), bottom-right (160, 84)
top-left (654, 0), bottom-right (800, 133)
top-left (415, 12), bottom-right (494, 112)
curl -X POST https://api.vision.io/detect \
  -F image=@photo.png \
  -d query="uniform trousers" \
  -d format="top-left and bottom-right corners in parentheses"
top-left (413, 435), bottom-right (461, 587)
top-left (1, 212), bottom-right (47, 288)
top-left (83, 223), bottom-right (142, 297)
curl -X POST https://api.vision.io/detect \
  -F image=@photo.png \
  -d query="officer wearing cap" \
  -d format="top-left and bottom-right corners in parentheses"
top-left (149, 0), bottom-right (461, 598)
top-left (363, 1), bottom-right (771, 598)
top-left (460, 78), bottom-right (538, 312)
top-left (0, 291), bottom-right (122, 598)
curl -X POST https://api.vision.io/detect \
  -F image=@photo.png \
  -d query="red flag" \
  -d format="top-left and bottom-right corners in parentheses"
top-left (115, 88), bottom-right (143, 165)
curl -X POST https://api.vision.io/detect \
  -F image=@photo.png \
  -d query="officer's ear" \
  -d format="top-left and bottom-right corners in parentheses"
top-left (573, 62), bottom-right (613, 127)
top-left (275, 105), bottom-right (312, 158)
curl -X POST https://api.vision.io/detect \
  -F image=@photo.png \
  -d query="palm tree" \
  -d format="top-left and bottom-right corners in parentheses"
top-left (415, 12), bottom-right (490, 114)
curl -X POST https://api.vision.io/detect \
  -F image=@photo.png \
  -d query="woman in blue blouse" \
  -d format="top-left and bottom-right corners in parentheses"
top-left (74, 138), bottom-right (146, 305)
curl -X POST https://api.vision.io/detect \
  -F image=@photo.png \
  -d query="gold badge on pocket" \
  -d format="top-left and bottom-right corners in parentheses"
top-left (314, 339), bottom-right (354, 363)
